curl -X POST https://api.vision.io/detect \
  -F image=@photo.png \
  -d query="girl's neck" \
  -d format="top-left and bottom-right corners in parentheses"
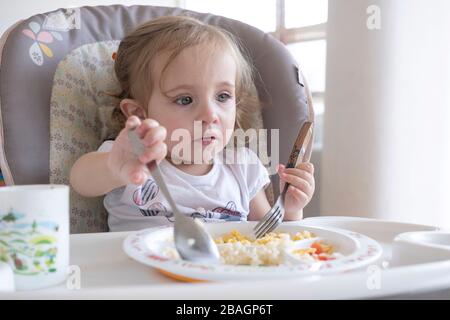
top-left (166, 158), bottom-right (214, 176)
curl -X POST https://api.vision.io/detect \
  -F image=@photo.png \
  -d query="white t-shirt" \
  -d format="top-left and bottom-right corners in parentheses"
top-left (98, 141), bottom-right (271, 232)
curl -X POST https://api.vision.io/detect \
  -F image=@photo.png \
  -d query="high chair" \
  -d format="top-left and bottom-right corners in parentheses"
top-left (0, 5), bottom-right (314, 233)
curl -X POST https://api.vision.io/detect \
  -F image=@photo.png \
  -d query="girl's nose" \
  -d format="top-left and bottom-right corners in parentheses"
top-left (199, 100), bottom-right (219, 125)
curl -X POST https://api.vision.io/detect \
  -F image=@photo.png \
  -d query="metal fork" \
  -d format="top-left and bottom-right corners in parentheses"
top-left (253, 121), bottom-right (313, 239)
top-left (128, 128), bottom-right (220, 263)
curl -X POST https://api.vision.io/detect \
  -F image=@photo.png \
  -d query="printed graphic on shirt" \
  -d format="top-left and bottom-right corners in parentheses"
top-left (212, 201), bottom-right (243, 220)
top-left (132, 180), bottom-right (244, 222)
top-left (190, 201), bottom-right (244, 221)
top-left (131, 179), bottom-right (173, 221)
top-left (139, 202), bottom-right (168, 217)
top-left (133, 179), bottom-right (158, 206)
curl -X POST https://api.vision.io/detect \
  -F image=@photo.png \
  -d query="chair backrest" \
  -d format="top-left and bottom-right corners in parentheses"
top-left (0, 5), bottom-right (314, 233)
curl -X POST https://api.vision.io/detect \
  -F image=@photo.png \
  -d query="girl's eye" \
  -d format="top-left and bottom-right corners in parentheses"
top-left (217, 93), bottom-right (232, 103)
top-left (175, 96), bottom-right (193, 106)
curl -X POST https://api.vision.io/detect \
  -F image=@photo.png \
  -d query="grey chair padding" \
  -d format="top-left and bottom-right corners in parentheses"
top-left (0, 5), bottom-right (314, 232)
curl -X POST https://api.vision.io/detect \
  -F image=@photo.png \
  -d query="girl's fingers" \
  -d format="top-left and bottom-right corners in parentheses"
top-left (154, 143), bottom-right (168, 162)
top-left (126, 142), bottom-right (167, 184)
top-left (136, 118), bottom-right (160, 137)
top-left (130, 169), bottom-right (147, 185)
top-left (125, 115), bottom-right (141, 130)
top-left (282, 169), bottom-right (314, 189)
top-left (296, 162), bottom-right (314, 174)
top-left (288, 185), bottom-right (309, 203)
top-left (142, 126), bottom-right (167, 147)
top-left (279, 163), bottom-right (314, 178)
top-left (283, 167), bottom-right (314, 179)
top-left (121, 159), bottom-right (150, 185)
top-left (138, 142), bottom-right (167, 164)
top-left (280, 171), bottom-right (314, 191)
top-left (286, 174), bottom-right (311, 194)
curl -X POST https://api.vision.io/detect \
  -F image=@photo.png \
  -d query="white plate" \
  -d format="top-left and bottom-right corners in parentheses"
top-left (390, 231), bottom-right (450, 267)
top-left (123, 221), bottom-right (382, 282)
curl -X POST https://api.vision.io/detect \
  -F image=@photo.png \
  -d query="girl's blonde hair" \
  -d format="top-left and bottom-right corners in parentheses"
top-left (112, 15), bottom-right (260, 130)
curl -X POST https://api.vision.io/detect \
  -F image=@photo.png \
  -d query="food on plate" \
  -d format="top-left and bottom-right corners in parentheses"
top-left (163, 229), bottom-right (342, 266)
top-left (213, 230), bottom-right (340, 266)
top-left (292, 240), bottom-right (337, 261)
top-left (213, 230), bottom-right (313, 266)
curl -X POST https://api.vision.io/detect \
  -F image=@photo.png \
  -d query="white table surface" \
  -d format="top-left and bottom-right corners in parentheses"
top-left (2, 218), bottom-right (450, 300)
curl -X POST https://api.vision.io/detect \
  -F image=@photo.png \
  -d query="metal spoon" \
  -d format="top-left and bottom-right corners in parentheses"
top-left (128, 128), bottom-right (220, 264)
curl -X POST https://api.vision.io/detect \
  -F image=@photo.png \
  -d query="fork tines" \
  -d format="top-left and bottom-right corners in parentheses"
top-left (253, 205), bottom-right (284, 239)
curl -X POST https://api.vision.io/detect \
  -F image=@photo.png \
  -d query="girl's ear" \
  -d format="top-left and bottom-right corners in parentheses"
top-left (120, 99), bottom-right (147, 120)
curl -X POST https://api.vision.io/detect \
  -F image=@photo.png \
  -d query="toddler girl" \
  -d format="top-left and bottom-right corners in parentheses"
top-left (70, 16), bottom-right (315, 231)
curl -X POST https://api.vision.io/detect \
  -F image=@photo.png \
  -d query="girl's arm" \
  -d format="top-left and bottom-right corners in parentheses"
top-left (248, 189), bottom-right (271, 221)
top-left (70, 151), bottom-right (125, 197)
top-left (70, 116), bottom-right (167, 198)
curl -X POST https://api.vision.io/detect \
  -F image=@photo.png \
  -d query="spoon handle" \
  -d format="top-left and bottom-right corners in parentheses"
top-left (146, 160), bottom-right (182, 218)
top-left (127, 129), bottom-right (181, 217)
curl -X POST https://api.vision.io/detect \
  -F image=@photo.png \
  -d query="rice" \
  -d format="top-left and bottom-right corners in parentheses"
top-left (217, 237), bottom-right (291, 266)
top-left (214, 230), bottom-right (316, 266)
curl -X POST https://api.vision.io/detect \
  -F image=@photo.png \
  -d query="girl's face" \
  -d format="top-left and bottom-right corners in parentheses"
top-left (146, 43), bottom-right (237, 164)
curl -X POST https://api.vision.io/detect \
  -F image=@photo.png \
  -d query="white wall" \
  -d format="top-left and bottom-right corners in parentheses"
top-left (321, 0), bottom-right (450, 228)
top-left (0, 0), bottom-right (180, 36)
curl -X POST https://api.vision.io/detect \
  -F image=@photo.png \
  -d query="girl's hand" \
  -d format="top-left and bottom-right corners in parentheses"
top-left (107, 116), bottom-right (167, 185)
top-left (278, 162), bottom-right (315, 219)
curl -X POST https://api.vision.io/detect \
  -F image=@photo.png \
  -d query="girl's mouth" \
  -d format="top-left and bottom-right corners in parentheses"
top-left (201, 136), bottom-right (216, 146)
